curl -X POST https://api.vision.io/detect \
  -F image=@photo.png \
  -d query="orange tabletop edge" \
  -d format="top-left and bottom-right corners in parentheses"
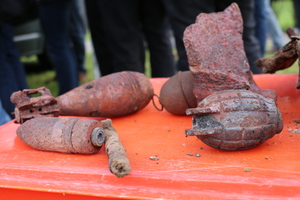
top-left (0, 74), bottom-right (299, 200)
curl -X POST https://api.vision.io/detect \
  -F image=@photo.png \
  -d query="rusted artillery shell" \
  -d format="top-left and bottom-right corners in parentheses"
top-left (159, 71), bottom-right (197, 115)
top-left (186, 90), bottom-right (283, 150)
top-left (58, 71), bottom-right (153, 117)
top-left (11, 71), bottom-right (154, 123)
top-left (16, 117), bottom-right (105, 154)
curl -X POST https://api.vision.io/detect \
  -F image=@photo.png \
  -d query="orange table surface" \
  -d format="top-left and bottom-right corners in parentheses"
top-left (0, 74), bottom-right (300, 200)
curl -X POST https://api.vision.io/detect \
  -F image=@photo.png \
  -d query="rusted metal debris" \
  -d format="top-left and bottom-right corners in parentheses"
top-left (11, 71), bottom-right (154, 124)
top-left (186, 90), bottom-right (283, 150)
top-left (183, 3), bottom-right (276, 102)
top-left (17, 117), bottom-right (131, 178)
top-left (101, 119), bottom-right (131, 178)
top-left (182, 3), bottom-right (283, 150)
top-left (255, 33), bottom-right (300, 89)
top-left (17, 117), bottom-right (105, 154)
top-left (159, 71), bottom-right (197, 115)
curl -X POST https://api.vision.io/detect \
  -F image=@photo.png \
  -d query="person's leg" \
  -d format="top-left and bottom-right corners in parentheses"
top-left (85, 0), bottom-right (113, 76)
top-left (265, 0), bottom-right (285, 49)
top-left (293, 0), bottom-right (300, 30)
top-left (0, 100), bottom-right (11, 125)
top-left (39, 0), bottom-right (79, 94)
top-left (97, 0), bottom-right (145, 74)
top-left (0, 23), bottom-right (28, 118)
top-left (163, 0), bottom-right (215, 71)
top-left (70, 0), bottom-right (87, 76)
top-left (254, 0), bottom-right (267, 57)
top-left (141, 0), bottom-right (175, 77)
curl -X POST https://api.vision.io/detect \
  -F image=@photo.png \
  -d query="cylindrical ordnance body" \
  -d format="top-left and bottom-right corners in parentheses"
top-left (16, 117), bottom-right (104, 154)
top-left (57, 71), bottom-right (154, 117)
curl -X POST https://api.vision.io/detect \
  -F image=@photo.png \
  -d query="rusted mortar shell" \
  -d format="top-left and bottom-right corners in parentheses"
top-left (186, 90), bottom-right (283, 150)
top-left (16, 117), bottom-right (105, 154)
top-left (159, 71), bottom-right (197, 115)
top-left (11, 71), bottom-right (154, 123)
top-left (57, 71), bottom-right (154, 117)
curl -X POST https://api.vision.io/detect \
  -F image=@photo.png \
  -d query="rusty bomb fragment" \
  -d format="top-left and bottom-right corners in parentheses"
top-left (186, 90), bottom-right (283, 150)
top-left (17, 117), bottom-right (105, 154)
top-left (183, 3), bottom-right (276, 101)
top-left (183, 3), bottom-right (283, 150)
top-left (255, 35), bottom-right (300, 89)
top-left (11, 71), bottom-right (154, 123)
top-left (159, 71), bottom-right (197, 115)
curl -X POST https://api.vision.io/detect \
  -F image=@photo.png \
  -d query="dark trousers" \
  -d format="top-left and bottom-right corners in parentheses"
top-left (70, 0), bottom-right (86, 74)
top-left (0, 23), bottom-right (29, 118)
top-left (163, 0), bottom-right (262, 74)
top-left (85, 0), bottom-right (175, 77)
top-left (39, 0), bottom-right (79, 95)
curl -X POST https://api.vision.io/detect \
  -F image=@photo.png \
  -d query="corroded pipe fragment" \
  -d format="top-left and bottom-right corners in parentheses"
top-left (11, 71), bottom-right (154, 123)
top-left (183, 3), bottom-right (276, 102)
top-left (16, 117), bottom-right (105, 154)
top-left (255, 36), bottom-right (300, 89)
top-left (186, 90), bottom-right (283, 150)
top-left (101, 119), bottom-right (131, 178)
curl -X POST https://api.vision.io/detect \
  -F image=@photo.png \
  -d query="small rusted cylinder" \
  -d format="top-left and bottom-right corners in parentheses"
top-left (159, 71), bottom-right (197, 115)
top-left (57, 71), bottom-right (154, 117)
top-left (16, 117), bottom-right (105, 154)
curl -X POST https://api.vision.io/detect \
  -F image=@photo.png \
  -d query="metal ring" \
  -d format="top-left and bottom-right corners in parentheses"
top-left (152, 94), bottom-right (163, 111)
top-left (91, 127), bottom-right (105, 147)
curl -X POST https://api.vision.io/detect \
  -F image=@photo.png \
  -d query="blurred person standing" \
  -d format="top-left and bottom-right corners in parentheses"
top-left (265, 0), bottom-right (285, 53)
top-left (39, 0), bottom-right (79, 95)
top-left (0, 100), bottom-right (11, 125)
top-left (85, 0), bottom-right (176, 77)
top-left (0, 0), bottom-right (33, 118)
top-left (70, 0), bottom-right (88, 82)
top-left (254, 0), bottom-right (267, 57)
top-left (292, 0), bottom-right (300, 32)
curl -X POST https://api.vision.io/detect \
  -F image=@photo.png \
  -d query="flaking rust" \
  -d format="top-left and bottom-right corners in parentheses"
top-left (11, 71), bottom-right (154, 123)
top-left (183, 3), bottom-right (283, 150)
top-left (186, 90), bottom-right (283, 150)
top-left (17, 117), bottom-right (105, 154)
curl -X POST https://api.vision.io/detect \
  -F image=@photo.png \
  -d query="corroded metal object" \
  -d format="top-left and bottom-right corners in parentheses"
top-left (255, 35), bottom-right (300, 89)
top-left (17, 117), bottom-right (105, 154)
top-left (11, 71), bottom-right (154, 123)
top-left (186, 90), bottom-right (283, 150)
top-left (183, 3), bottom-right (283, 150)
top-left (159, 71), bottom-right (197, 115)
top-left (183, 3), bottom-right (276, 101)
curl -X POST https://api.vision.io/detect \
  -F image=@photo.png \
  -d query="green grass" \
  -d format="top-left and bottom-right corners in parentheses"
top-left (272, 0), bottom-right (295, 31)
top-left (23, 0), bottom-right (299, 96)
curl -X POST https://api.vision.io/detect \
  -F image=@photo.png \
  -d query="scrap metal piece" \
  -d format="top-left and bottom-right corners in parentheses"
top-left (186, 90), bottom-right (283, 150)
top-left (10, 87), bottom-right (60, 124)
top-left (11, 71), bottom-right (154, 123)
top-left (255, 36), bottom-right (300, 89)
top-left (183, 3), bottom-right (276, 102)
top-left (16, 117), bottom-right (105, 154)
